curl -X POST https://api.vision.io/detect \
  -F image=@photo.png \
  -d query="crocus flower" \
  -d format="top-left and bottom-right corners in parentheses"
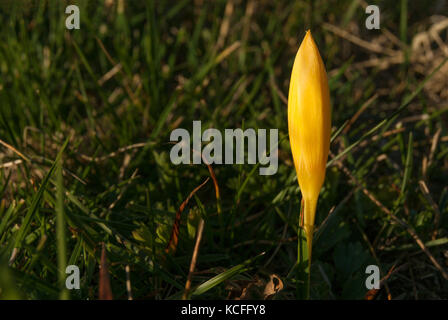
top-left (288, 30), bottom-right (331, 256)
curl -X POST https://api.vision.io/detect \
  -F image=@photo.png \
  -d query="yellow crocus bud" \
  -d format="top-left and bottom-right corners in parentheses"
top-left (288, 30), bottom-right (331, 256)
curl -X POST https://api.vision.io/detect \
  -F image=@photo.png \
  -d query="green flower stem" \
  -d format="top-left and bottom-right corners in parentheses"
top-left (297, 225), bottom-right (311, 299)
top-left (296, 199), bottom-right (312, 299)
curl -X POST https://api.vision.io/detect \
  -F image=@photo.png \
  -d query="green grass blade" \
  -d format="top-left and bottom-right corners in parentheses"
top-left (56, 160), bottom-right (69, 300)
top-left (13, 137), bottom-right (70, 250)
top-left (400, 132), bottom-right (413, 195)
top-left (191, 252), bottom-right (265, 296)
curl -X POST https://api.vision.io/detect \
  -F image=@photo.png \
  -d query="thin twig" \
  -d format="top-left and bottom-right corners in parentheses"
top-left (182, 218), bottom-right (205, 300)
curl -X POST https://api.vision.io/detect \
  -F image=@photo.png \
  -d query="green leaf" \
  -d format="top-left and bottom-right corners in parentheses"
top-left (333, 242), bottom-right (369, 279)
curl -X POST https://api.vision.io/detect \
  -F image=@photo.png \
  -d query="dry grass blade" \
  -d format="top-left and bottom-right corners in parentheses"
top-left (342, 93), bottom-right (379, 134)
top-left (215, 41), bottom-right (241, 64)
top-left (98, 63), bottom-right (123, 86)
top-left (182, 218), bottom-right (205, 300)
top-left (322, 22), bottom-right (398, 56)
top-left (165, 178), bottom-right (210, 255)
top-left (215, 0), bottom-right (234, 50)
top-left (79, 142), bottom-right (153, 162)
top-left (0, 159), bottom-right (23, 169)
top-left (99, 243), bottom-right (113, 300)
top-left (107, 169), bottom-right (139, 212)
top-left (427, 127), bottom-right (442, 169)
top-left (206, 164), bottom-right (220, 200)
top-left (0, 139), bottom-right (29, 162)
top-left (125, 265), bottom-right (133, 300)
top-left (205, 163), bottom-right (221, 215)
top-left (95, 36), bottom-right (142, 107)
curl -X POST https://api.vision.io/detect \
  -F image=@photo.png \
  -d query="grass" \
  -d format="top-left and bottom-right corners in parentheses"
top-left (0, 0), bottom-right (448, 300)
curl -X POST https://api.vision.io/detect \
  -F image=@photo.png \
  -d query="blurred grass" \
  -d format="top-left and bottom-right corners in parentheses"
top-left (0, 0), bottom-right (447, 300)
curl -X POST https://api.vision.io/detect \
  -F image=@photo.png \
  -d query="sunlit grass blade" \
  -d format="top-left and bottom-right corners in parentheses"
top-left (191, 252), bottom-right (265, 297)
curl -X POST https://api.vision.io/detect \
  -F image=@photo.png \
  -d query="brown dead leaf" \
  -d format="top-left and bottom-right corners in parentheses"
top-left (165, 178), bottom-right (209, 255)
top-left (263, 274), bottom-right (284, 299)
top-left (225, 277), bottom-right (264, 300)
